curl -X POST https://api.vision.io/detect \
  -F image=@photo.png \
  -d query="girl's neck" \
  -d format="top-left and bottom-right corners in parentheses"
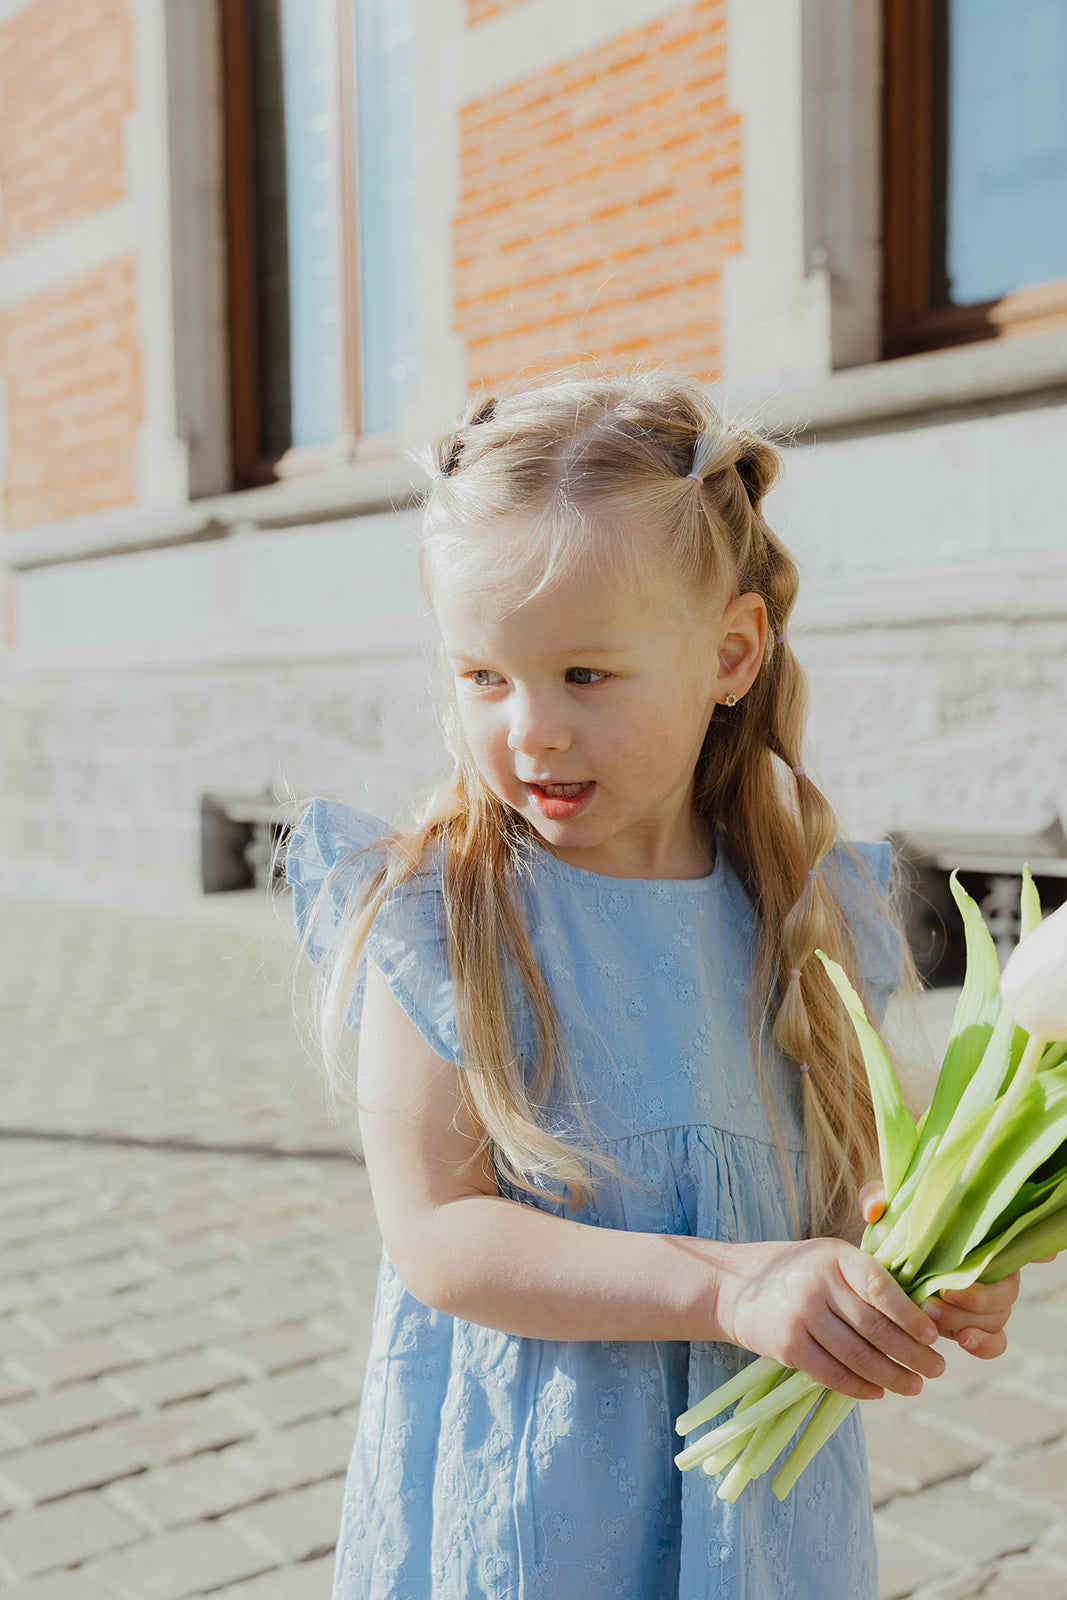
top-left (544, 821), bottom-right (716, 882)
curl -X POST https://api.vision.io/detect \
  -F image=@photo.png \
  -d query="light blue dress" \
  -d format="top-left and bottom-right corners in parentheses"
top-left (286, 798), bottom-right (902, 1600)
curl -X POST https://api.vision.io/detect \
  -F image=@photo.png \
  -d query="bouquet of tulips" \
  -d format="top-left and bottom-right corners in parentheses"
top-left (675, 869), bottom-right (1067, 1503)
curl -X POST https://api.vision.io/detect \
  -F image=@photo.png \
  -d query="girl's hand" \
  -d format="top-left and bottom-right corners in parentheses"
top-left (921, 1276), bottom-right (1019, 1358)
top-left (712, 1236), bottom-right (945, 1402)
top-left (859, 1180), bottom-right (1030, 1360)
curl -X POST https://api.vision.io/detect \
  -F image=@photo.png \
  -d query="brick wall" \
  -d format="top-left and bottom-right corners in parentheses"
top-left (0, 0), bottom-right (134, 255)
top-left (0, 256), bottom-right (143, 528)
top-left (0, 0), bottom-right (141, 530)
top-left (455, 0), bottom-right (741, 392)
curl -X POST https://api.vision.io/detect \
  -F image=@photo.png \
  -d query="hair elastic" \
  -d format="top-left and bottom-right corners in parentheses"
top-left (777, 633), bottom-right (788, 645)
top-left (789, 967), bottom-right (801, 979)
top-left (792, 764), bottom-right (806, 778)
top-left (798, 1062), bottom-right (811, 1074)
top-left (686, 471), bottom-right (704, 483)
top-left (805, 868), bottom-right (819, 879)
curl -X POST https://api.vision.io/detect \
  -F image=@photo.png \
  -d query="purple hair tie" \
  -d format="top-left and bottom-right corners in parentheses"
top-left (792, 764), bottom-right (806, 778)
top-left (798, 1061), bottom-right (810, 1074)
top-left (805, 868), bottom-right (819, 879)
top-left (789, 967), bottom-right (801, 980)
top-left (777, 634), bottom-right (788, 645)
top-left (686, 471), bottom-right (704, 483)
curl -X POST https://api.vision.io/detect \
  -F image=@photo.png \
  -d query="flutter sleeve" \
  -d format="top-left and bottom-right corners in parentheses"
top-left (830, 839), bottom-right (906, 1026)
top-left (284, 796), bottom-right (459, 1061)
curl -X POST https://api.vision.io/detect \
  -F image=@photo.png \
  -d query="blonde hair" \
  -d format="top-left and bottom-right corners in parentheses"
top-left (299, 366), bottom-right (912, 1238)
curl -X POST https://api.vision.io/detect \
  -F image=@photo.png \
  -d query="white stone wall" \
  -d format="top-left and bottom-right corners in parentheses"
top-left (1, 515), bottom-right (445, 906)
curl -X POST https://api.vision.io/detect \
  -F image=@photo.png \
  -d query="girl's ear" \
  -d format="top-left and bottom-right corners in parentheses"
top-left (715, 592), bottom-right (767, 701)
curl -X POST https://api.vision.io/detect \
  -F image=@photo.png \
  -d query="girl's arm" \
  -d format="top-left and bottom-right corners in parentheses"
top-left (358, 966), bottom-right (950, 1402)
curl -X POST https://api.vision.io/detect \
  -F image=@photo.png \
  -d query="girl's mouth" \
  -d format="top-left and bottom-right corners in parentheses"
top-left (526, 781), bottom-right (596, 821)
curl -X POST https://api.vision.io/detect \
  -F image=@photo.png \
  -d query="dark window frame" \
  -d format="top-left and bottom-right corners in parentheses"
top-left (882, 0), bottom-right (1067, 361)
top-left (220, 0), bottom-right (363, 490)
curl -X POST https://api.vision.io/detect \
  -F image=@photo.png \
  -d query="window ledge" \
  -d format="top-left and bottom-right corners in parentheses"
top-left (725, 329), bottom-right (1067, 440)
top-left (2, 454), bottom-right (426, 571)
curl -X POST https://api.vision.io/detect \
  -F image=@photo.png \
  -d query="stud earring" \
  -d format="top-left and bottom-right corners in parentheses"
top-left (724, 693), bottom-right (738, 707)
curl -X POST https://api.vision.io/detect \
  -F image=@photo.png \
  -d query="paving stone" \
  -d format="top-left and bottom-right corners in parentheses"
top-left (1017, 1254), bottom-right (1067, 1302)
top-left (212, 1320), bottom-right (349, 1379)
top-left (104, 1350), bottom-right (243, 1408)
top-left (863, 1411), bottom-right (987, 1491)
top-left (122, 1266), bottom-right (240, 1319)
top-left (81, 1523), bottom-right (274, 1600)
top-left (50, 1254), bottom-right (160, 1299)
top-left (220, 1476), bottom-right (345, 1563)
top-left (872, 1516), bottom-right (957, 1599)
top-left (211, 1552), bottom-right (336, 1599)
top-left (982, 1439), bottom-right (1067, 1514)
top-left (1000, 1298), bottom-right (1067, 1361)
top-left (221, 1278), bottom-right (347, 1331)
top-left (878, 1480), bottom-right (1051, 1566)
top-left (218, 1413), bottom-right (355, 1500)
top-left (110, 1394), bottom-right (256, 1465)
top-left (942, 1554), bottom-right (1067, 1599)
top-left (103, 1448), bottom-right (269, 1531)
top-left (0, 1372), bottom-right (32, 1404)
top-left (922, 1383), bottom-right (1067, 1453)
top-left (21, 1293), bottom-right (133, 1339)
top-left (0, 1376), bottom-right (135, 1446)
top-left (0, 1571), bottom-right (118, 1599)
top-left (4, 1333), bottom-right (144, 1391)
top-left (119, 1306), bottom-right (246, 1358)
top-left (869, 1463), bottom-right (901, 1509)
top-left (220, 1364), bottom-right (359, 1430)
top-left (0, 1489), bottom-right (145, 1578)
top-left (0, 1428), bottom-right (146, 1506)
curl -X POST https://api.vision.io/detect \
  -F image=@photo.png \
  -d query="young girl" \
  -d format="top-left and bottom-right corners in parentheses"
top-left (285, 369), bottom-right (1019, 1599)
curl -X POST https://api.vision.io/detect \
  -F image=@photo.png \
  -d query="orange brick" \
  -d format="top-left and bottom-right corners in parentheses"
top-left (0, 0), bottom-right (134, 255)
top-left (467, 0), bottom-right (530, 26)
top-left (0, 254), bottom-right (143, 528)
top-left (454, 0), bottom-right (740, 390)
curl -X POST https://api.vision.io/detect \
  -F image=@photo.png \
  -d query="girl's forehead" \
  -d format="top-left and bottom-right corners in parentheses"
top-left (429, 538), bottom-right (724, 660)
top-left (424, 517), bottom-right (714, 619)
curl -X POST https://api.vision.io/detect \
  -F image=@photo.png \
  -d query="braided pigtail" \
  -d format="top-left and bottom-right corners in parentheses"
top-left (691, 425), bottom-right (884, 1237)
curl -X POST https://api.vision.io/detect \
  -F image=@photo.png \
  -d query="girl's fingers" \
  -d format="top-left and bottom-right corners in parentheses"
top-left (858, 1181), bottom-right (887, 1226)
top-left (837, 1251), bottom-right (941, 1352)
top-left (940, 1273), bottom-right (1019, 1315)
top-left (952, 1326), bottom-right (1008, 1359)
top-left (789, 1325), bottom-right (886, 1403)
top-left (812, 1303), bottom-right (939, 1396)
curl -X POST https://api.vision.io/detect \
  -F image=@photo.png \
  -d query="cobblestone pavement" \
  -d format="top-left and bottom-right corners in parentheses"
top-left (0, 892), bottom-right (1065, 1598)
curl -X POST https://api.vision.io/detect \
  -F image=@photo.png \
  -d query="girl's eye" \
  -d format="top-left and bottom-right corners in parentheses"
top-left (566, 668), bottom-right (608, 686)
top-left (468, 669), bottom-right (504, 688)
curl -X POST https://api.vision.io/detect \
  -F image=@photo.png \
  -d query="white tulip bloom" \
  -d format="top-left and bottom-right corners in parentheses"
top-left (1000, 896), bottom-right (1067, 1042)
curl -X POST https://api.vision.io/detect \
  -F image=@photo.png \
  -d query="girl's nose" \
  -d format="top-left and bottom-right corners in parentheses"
top-left (507, 695), bottom-right (571, 757)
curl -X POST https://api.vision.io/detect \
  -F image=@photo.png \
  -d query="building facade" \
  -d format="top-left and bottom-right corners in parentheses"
top-left (1, 0), bottom-right (1065, 908)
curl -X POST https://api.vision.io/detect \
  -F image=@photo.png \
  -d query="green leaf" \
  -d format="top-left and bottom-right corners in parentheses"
top-left (1020, 865), bottom-right (1042, 943)
top-left (815, 950), bottom-right (917, 1201)
top-left (916, 1173), bottom-right (1067, 1299)
top-left (908, 874), bottom-right (1002, 1166)
top-left (981, 1206), bottom-right (1067, 1281)
top-left (872, 1099), bottom-right (997, 1280)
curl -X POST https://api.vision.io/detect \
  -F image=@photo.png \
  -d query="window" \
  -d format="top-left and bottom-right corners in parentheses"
top-left (221, 0), bottom-right (417, 487)
top-left (883, 0), bottom-right (1067, 360)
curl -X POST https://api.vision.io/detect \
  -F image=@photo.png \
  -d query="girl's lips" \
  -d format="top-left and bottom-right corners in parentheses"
top-left (526, 781), bottom-right (596, 821)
